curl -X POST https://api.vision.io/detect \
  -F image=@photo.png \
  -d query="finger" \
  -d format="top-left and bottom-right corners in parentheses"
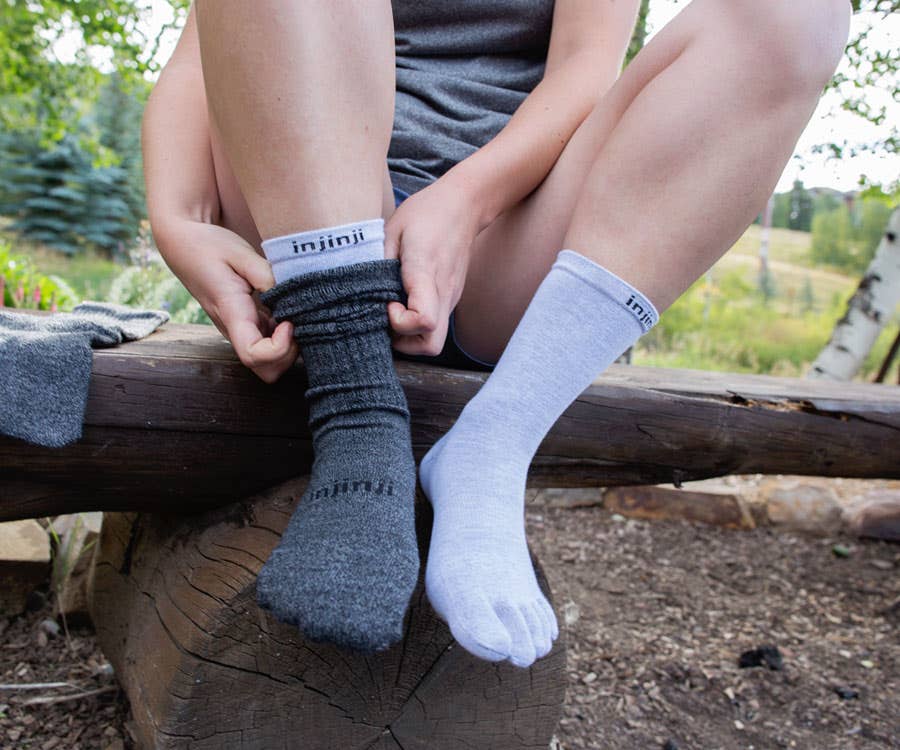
top-left (386, 301), bottom-right (407, 330)
top-left (391, 272), bottom-right (441, 335)
top-left (219, 303), bottom-right (289, 370)
top-left (250, 326), bottom-right (299, 383)
top-left (271, 320), bottom-right (297, 356)
top-left (391, 318), bottom-right (449, 357)
top-left (228, 249), bottom-right (275, 292)
top-left (226, 317), bottom-right (267, 368)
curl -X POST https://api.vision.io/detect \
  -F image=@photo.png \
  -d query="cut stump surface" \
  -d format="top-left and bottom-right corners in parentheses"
top-left (89, 478), bottom-right (566, 750)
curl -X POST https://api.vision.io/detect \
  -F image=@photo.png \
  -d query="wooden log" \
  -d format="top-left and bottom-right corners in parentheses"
top-left (88, 479), bottom-right (566, 750)
top-left (2, 320), bottom-right (900, 521)
top-left (0, 519), bottom-right (50, 616)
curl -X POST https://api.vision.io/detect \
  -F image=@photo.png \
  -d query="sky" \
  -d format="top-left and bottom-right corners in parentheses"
top-left (68, 0), bottom-right (899, 195)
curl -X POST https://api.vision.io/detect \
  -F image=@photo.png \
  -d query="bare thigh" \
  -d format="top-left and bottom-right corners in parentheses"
top-left (452, 9), bottom-right (690, 363)
top-left (207, 122), bottom-right (397, 254)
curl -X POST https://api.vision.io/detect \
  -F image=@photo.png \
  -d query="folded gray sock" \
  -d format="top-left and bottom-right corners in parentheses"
top-left (0, 302), bottom-right (170, 448)
top-left (256, 259), bottom-right (419, 652)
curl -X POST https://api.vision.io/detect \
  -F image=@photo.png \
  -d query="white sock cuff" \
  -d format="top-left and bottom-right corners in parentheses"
top-left (262, 218), bottom-right (385, 283)
top-left (554, 249), bottom-right (659, 333)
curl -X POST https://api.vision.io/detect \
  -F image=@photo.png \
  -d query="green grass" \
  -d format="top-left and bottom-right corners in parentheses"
top-left (632, 225), bottom-right (899, 382)
top-left (0, 220), bottom-right (122, 302)
top-left (731, 224), bottom-right (817, 267)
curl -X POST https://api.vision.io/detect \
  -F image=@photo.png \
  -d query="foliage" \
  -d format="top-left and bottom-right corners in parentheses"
top-left (827, 0), bottom-right (900, 156)
top-left (0, 0), bottom-right (189, 141)
top-left (636, 266), bottom-right (895, 378)
top-left (811, 197), bottom-right (895, 270)
top-left (812, 190), bottom-right (843, 217)
top-left (0, 131), bottom-right (138, 255)
top-left (787, 180), bottom-right (813, 232)
top-left (758, 264), bottom-right (777, 303)
top-left (771, 181), bottom-right (815, 232)
top-left (800, 277), bottom-right (816, 313)
top-left (625, 0), bottom-right (651, 65)
top-left (0, 241), bottom-right (77, 311)
top-left (106, 226), bottom-right (211, 325)
top-left (88, 71), bottom-right (150, 226)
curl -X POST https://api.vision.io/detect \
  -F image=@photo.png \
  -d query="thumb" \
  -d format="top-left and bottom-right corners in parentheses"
top-left (229, 249), bottom-right (275, 292)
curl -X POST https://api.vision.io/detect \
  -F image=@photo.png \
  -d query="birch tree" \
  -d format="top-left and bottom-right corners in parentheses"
top-left (808, 206), bottom-right (900, 380)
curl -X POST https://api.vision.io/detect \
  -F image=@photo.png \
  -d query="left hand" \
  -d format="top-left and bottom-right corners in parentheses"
top-left (385, 176), bottom-right (482, 356)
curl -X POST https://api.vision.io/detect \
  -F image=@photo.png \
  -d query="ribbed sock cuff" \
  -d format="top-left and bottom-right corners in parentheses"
top-left (260, 259), bottom-right (405, 342)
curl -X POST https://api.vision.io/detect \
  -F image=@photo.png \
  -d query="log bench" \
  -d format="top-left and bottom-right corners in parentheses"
top-left (2, 321), bottom-right (899, 749)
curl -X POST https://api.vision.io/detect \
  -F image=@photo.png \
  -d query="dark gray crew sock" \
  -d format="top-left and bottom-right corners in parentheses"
top-left (0, 302), bottom-right (169, 447)
top-left (256, 259), bottom-right (418, 652)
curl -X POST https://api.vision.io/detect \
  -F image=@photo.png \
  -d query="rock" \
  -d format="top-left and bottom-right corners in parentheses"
top-left (738, 645), bottom-right (783, 671)
top-left (39, 618), bottom-right (61, 637)
top-left (603, 480), bottom-right (755, 530)
top-left (834, 685), bottom-right (859, 700)
top-left (562, 600), bottom-right (580, 626)
top-left (762, 480), bottom-right (843, 534)
top-left (0, 519), bottom-right (50, 616)
top-left (844, 490), bottom-right (900, 542)
top-left (534, 488), bottom-right (604, 509)
top-left (49, 512), bottom-right (103, 618)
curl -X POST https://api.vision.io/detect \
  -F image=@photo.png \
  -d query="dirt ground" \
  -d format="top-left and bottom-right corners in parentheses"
top-left (528, 505), bottom-right (899, 750)
top-left (1, 503), bottom-right (897, 750)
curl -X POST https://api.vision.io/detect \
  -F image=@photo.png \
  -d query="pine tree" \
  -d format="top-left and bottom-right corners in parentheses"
top-left (788, 180), bottom-right (813, 232)
top-left (4, 135), bottom-right (90, 255)
top-left (90, 71), bottom-right (149, 239)
top-left (81, 164), bottom-right (138, 254)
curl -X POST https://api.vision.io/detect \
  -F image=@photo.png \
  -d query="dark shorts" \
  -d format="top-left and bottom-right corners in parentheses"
top-left (390, 183), bottom-right (496, 373)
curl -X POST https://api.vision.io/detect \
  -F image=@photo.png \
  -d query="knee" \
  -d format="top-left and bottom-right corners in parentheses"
top-left (725, 0), bottom-right (851, 99)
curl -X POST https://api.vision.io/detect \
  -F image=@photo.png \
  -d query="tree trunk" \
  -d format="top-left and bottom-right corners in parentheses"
top-left (808, 205), bottom-right (900, 380)
top-left (88, 479), bottom-right (566, 750)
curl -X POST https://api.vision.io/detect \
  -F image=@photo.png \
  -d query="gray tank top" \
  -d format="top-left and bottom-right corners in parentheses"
top-left (388, 0), bottom-right (556, 196)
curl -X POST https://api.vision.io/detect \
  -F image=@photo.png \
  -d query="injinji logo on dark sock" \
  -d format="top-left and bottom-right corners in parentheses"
top-left (311, 478), bottom-right (394, 501)
top-left (291, 228), bottom-right (367, 255)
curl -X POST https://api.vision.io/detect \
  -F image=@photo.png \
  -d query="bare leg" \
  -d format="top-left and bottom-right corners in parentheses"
top-left (418, 0), bottom-right (852, 669)
top-left (456, 0), bottom-right (851, 361)
top-left (195, 0), bottom-right (396, 238)
top-left (195, 2), bottom-right (421, 653)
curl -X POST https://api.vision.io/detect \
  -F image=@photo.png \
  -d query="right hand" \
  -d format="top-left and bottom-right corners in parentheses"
top-left (156, 219), bottom-right (299, 384)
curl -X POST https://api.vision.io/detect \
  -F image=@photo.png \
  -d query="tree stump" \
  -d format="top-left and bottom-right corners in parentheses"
top-left (89, 477), bottom-right (566, 749)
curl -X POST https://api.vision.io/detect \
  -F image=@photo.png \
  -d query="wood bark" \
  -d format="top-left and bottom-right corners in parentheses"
top-left (89, 478), bottom-right (566, 750)
top-left (2, 318), bottom-right (900, 522)
top-left (809, 206), bottom-right (900, 380)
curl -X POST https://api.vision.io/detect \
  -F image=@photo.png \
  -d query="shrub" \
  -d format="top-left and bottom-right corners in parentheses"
top-left (636, 268), bottom-right (855, 377)
top-left (105, 228), bottom-right (211, 325)
top-left (0, 240), bottom-right (77, 310)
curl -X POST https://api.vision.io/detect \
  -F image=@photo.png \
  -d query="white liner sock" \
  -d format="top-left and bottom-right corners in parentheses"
top-left (262, 218), bottom-right (385, 283)
top-left (420, 249), bottom-right (659, 667)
